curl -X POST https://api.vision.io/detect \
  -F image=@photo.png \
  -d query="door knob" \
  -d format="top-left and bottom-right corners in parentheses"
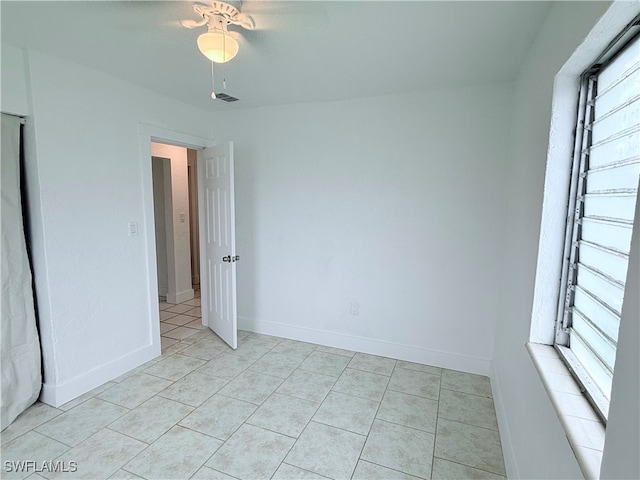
top-left (232, 255), bottom-right (240, 262)
top-left (222, 255), bottom-right (231, 262)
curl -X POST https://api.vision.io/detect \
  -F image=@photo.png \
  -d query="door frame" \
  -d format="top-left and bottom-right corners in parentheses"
top-left (138, 124), bottom-right (215, 356)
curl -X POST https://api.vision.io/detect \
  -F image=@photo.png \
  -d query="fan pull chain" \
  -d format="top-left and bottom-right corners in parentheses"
top-left (210, 61), bottom-right (216, 99)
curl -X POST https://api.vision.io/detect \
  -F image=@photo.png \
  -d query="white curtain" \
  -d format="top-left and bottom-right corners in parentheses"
top-left (1, 113), bottom-right (42, 429)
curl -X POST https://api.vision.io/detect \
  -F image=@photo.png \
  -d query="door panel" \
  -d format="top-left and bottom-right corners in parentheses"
top-left (198, 142), bottom-right (237, 349)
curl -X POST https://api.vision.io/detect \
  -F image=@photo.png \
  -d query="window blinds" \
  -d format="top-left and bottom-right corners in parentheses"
top-left (562, 33), bottom-right (640, 401)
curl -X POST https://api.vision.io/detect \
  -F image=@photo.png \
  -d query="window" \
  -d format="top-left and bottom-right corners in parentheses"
top-left (555, 22), bottom-right (640, 421)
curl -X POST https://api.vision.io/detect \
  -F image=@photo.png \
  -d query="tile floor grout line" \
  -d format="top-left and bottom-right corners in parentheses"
top-left (439, 385), bottom-right (493, 399)
top-left (303, 418), bottom-right (369, 439)
top-left (183, 440), bottom-right (223, 480)
top-left (267, 424), bottom-right (310, 478)
top-left (279, 461), bottom-right (334, 479)
top-left (349, 358), bottom-right (394, 479)
top-left (436, 416), bottom-right (502, 433)
top-left (357, 458), bottom-right (428, 480)
top-left (385, 385), bottom-right (440, 401)
top-left (66, 395), bottom-right (132, 415)
top-left (172, 421), bottom-right (235, 444)
top-left (104, 426), bottom-right (153, 447)
top-left (368, 416), bottom-right (437, 435)
top-left (429, 370), bottom-right (443, 480)
top-left (120, 466), bottom-right (147, 480)
top-left (198, 465), bottom-right (242, 480)
top-left (431, 455), bottom-right (507, 479)
top-left (25, 428), bottom-right (75, 450)
top-left (242, 419), bottom-right (302, 441)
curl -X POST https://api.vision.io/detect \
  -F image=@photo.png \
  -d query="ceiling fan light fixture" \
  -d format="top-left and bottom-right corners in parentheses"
top-left (197, 27), bottom-right (238, 63)
top-left (182, 1), bottom-right (253, 97)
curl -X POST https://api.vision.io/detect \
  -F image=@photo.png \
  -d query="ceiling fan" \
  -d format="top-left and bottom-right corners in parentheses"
top-left (179, 1), bottom-right (322, 102)
top-left (181, 1), bottom-right (254, 64)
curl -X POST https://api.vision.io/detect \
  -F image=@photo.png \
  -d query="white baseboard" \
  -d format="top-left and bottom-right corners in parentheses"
top-left (166, 288), bottom-right (194, 305)
top-left (238, 316), bottom-right (492, 376)
top-left (39, 343), bottom-right (159, 408)
top-left (490, 362), bottom-right (520, 480)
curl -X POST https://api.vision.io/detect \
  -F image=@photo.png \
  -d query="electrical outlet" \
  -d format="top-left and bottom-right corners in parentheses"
top-left (350, 301), bottom-right (360, 316)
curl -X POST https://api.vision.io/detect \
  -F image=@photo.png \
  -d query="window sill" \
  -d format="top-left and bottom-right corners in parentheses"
top-left (527, 342), bottom-right (605, 480)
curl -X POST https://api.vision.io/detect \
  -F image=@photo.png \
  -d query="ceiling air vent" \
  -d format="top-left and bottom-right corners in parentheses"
top-left (216, 93), bottom-right (239, 102)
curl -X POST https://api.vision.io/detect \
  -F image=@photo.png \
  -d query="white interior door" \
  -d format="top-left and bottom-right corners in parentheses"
top-left (198, 142), bottom-right (237, 349)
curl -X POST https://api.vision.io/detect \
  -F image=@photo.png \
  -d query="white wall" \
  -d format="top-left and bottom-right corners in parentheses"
top-left (152, 157), bottom-right (169, 298)
top-left (187, 148), bottom-right (200, 287)
top-left (1, 44), bottom-right (28, 116)
top-left (490, 2), bottom-right (640, 479)
top-left (600, 181), bottom-right (639, 479)
top-left (20, 48), bottom-right (212, 406)
top-left (211, 84), bottom-right (513, 374)
top-left (151, 143), bottom-right (193, 304)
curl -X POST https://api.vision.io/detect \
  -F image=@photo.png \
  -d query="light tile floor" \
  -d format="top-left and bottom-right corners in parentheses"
top-left (1, 293), bottom-right (506, 480)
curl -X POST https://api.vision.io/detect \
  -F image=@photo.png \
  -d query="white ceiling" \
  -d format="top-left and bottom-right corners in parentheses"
top-left (1, 1), bottom-right (552, 111)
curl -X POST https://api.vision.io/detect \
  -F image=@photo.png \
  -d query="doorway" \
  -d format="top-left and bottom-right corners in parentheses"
top-left (151, 142), bottom-right (202, 350)
top-left (139, 125), bottom-right (238, 356)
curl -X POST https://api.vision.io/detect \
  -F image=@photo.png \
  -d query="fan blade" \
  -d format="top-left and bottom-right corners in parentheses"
top-left (231, 12), bottom-right (254, 30)
top-left (181, 18), bottom-right (208, 29)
